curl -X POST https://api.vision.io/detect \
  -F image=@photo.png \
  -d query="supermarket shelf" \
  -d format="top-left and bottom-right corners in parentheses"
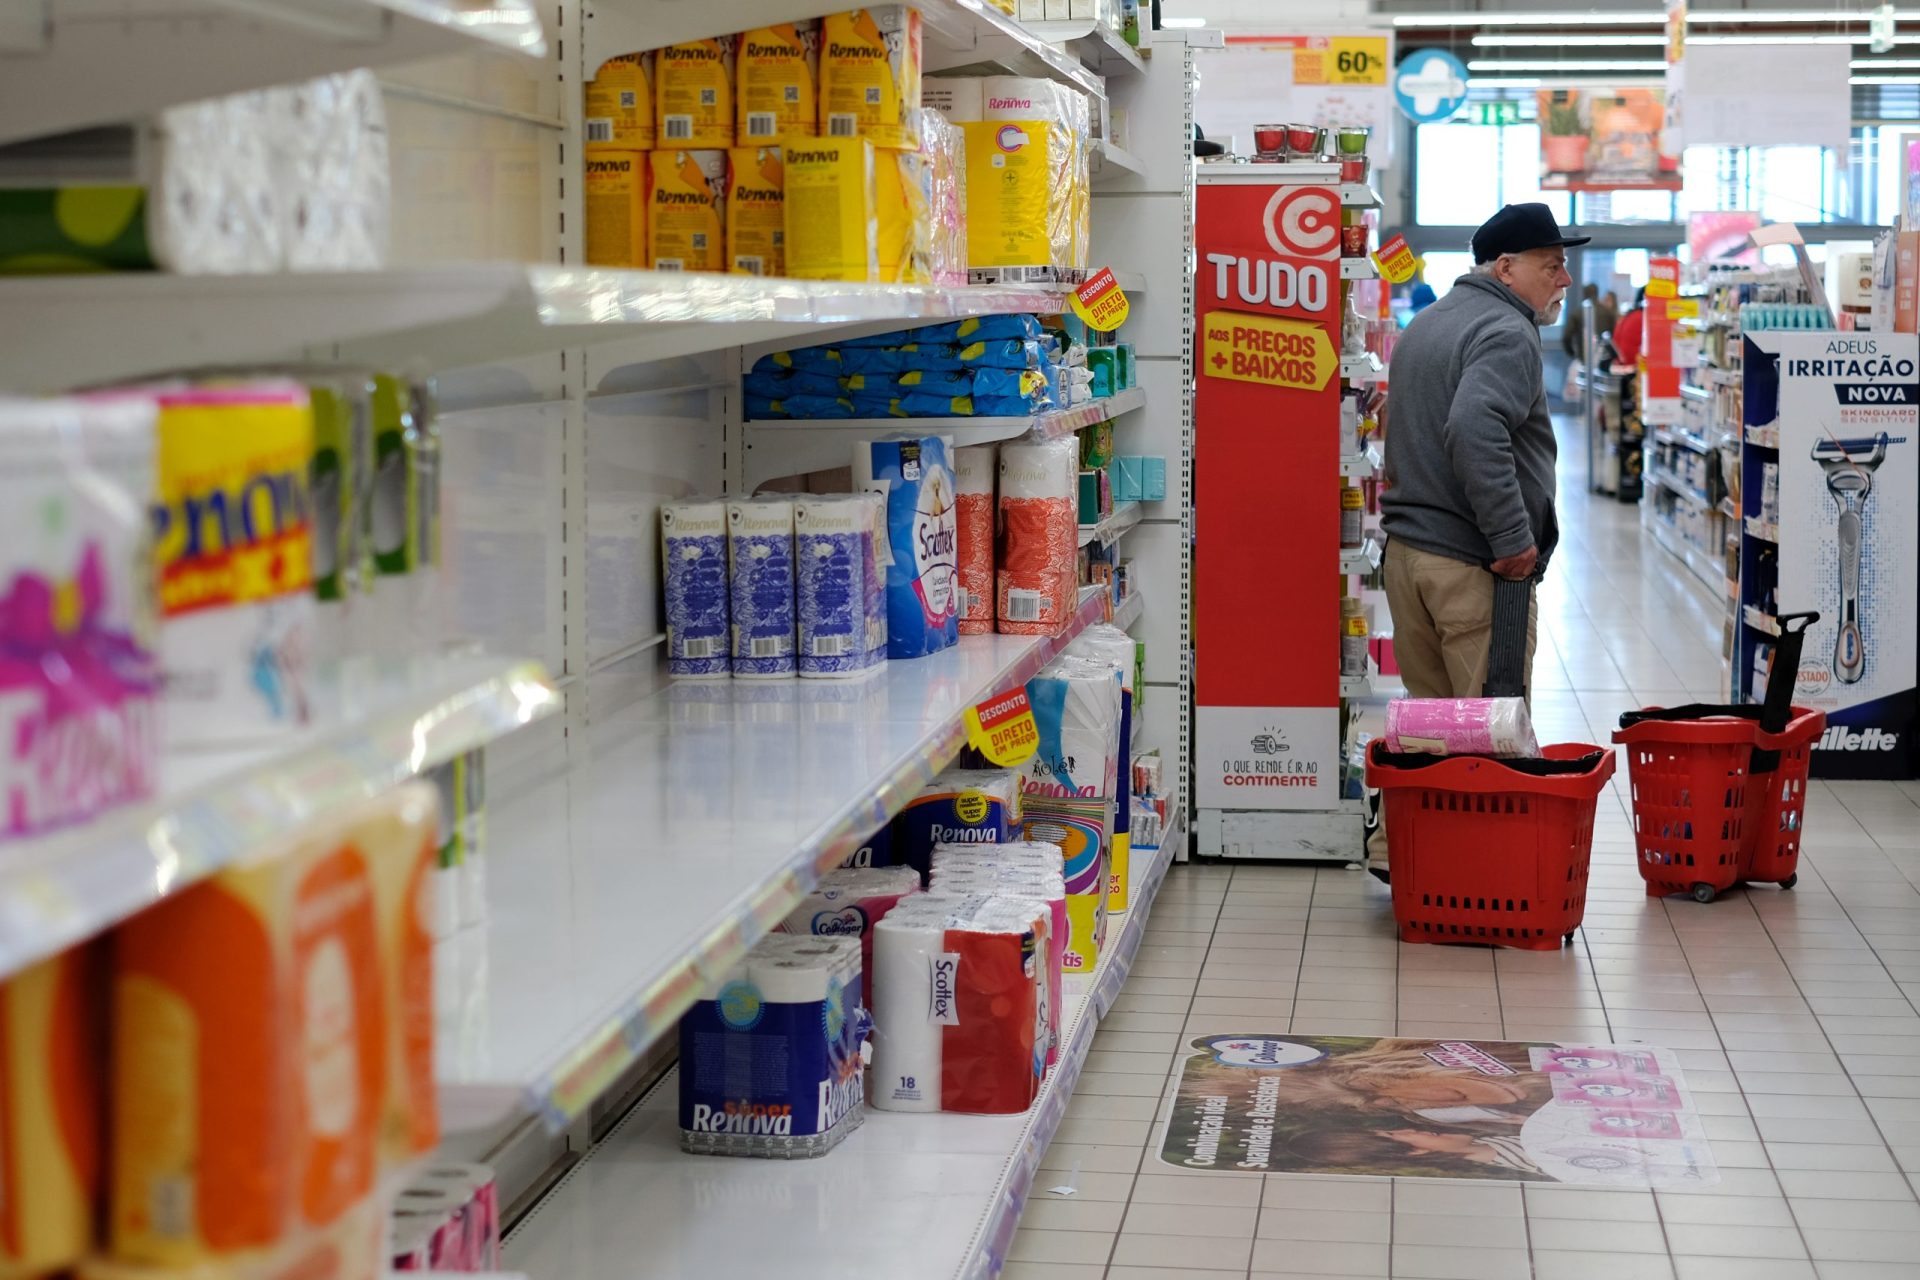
top-left (0, 0), bottom-right (546, 148)
top-left (0, 267), bottom-right (1081, 395)
top-left (442, 589), bottom-right (1114, 1132)
top-left (1024, 18), bottom-right (1146, 76)
top-left (1745, 514), bottom-right (1780, 543)
top-left (1113, 590), bottom-right (1145, 631)
top-left (1340, 351), bottom-right (1385, 382)
top-left (1340, 536), bottom-right (1382, 575)
top-left (1079, 500), bottom-right (1143, 548)
top-left (1719, 497), bottom-right (1737, 519)
top-left (1747, 425), bottom-right (1781, 449)
top-left (0, 653), bottom-right (555, 983)
top-left (1341, 256), bottom-right (1379, 281)
top-left (1680, 383), bottom-right (1713, 403)
top-left (1645, 465), bottom-right (1710, 509)
top-left (1341, 671), bottom-right (1374, 699)
top-left (1653, 427), bottom-right (1711, 455)
top-left (1745, 605), bottom-right (1782, 637)
top-left (1340, 444), bottom-right (1383, 479)
top-left (1705, 367), bottom-right (1743, 387)
top-left (501, 817), bottom-right (1181, 1280)
top-left (585, 0), bottom-right (1103, 100)
top-left (1092, 139), bottom-right (1148, 184)
top-left (1340, 184), bottom-right (1382, 208)
top-left (1646, 513), bottom-right (1724, 598)
top-left (743, 387), bottom-right (1146, 488)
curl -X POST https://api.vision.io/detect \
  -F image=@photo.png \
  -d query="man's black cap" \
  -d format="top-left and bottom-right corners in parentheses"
top-left (1471, 202), bottom-right (1591, 263)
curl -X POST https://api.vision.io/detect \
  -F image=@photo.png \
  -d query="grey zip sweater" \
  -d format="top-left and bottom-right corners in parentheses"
top-left (1380, 273), bottom-right (1560, 568)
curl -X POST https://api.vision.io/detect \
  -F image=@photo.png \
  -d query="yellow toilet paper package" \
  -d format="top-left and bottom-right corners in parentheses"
top-left (737, 23), bottom-right (819, 144)
top-left (874, 148), bottom-right (931, 284)
top-left (0, 950), bottom-right (101, 1280)
top-left (961, 119), bottom-right (1053, 273)
top-left (584, 151), bottom-right (647, 268)
top-left (656, 37), bottom-right (736, 149)
top-left (584, 51), bottom-right (656, 152)
top-left (648, 150), bottom-right (727, 272)
top-left (727, 147), bottom-right (785, 276)
top-left (783, 137), bottom-right (877, 282)
top-left (820, 8), bottom-right (922, 150)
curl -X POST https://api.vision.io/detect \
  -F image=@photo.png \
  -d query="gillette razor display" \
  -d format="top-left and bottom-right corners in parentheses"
top-left (1741, 330), bottom-right (1918, 779)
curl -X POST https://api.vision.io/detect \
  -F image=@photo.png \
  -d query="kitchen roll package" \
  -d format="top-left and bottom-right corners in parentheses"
top-left (1019, 654), bottom-right (1122, 969)
top-left (894, 766), bottom-right (1019, 878)
top-left (0, 949), bottom-right (101, 1279)
top-left (853, 434), bottom-right (959, 659)
top-left (679, 935), bottom-right (867, 1158)
top-left (776, 865), bottom-right (921, 977)
top-left (997, 437), bottom-right (1079, 635)
top-left (870, 895), bottom-right (1047, 1115)
top-left (925, 856), bottom-right (1065, 1066)
top-left (794, 495), bottom-right (880, 678)
top-left (954, 443), bottom-right (996, 634)
top-left (661, 498), bottom-right (731, 678)
top-left (1066, 624), bottom-right (1134, 910)
top-left (727, 495), bottom-right (797, 677)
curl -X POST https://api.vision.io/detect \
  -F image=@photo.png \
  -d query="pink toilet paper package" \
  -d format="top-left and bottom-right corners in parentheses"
top-left (1382, 695), bottom-right (1539, 758)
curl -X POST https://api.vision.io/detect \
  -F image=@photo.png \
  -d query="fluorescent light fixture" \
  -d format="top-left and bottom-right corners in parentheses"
top-left (1162, 16), bottom-right (1206, 26)
top-left (1470, 77), bottom-right (1545, 87)
top-left (1853, 57), bottom-right (1920, 66)
top-left (1470, 58), bottom-right (1664, 71)
top-left (1475, 34), bottom-right (1667, 45)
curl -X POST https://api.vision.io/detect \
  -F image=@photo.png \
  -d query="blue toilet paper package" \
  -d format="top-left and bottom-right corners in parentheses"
top-left (854, 435), bottom-right (959, 659)
top-left (661, 498), bottom-right (730, 678)
top-left (894, 767), bottom-right (1021, 879)
top-left (727, 495), bottom-right (797, 677)
top-left (838, 822), bottom-right (895, 868)
top-left (794, 495), bottom-right (877, 678)
top-left (746, 368), bottom-right (844, 399)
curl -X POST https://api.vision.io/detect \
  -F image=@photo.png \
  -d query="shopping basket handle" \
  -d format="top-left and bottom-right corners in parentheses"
top-left (1483, 573), bottom-right (1533, 699)
top-left (1775, 611), bottom-right (1819, 636)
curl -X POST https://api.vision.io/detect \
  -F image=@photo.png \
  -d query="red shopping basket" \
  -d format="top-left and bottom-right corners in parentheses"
top-left (1365, 741), bottom-right (1617, 950)
top-left (1612, 707), bottom-right (1824, 902)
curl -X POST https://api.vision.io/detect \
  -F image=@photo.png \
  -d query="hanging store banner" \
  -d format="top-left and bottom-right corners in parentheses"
top-left (1683, 43), bottom-right (1851, 153)
top-left (1745, 331), bottom-right (1919, 779)
top-left (1193, 171), bottom-right (1342, 812)
top-left (1156, 1034), bottom-right (1719, 1188)
top-left (1536, 89), bottom-right (1681, 193)
top-left (1662, 0), bottom-right (1685, 158)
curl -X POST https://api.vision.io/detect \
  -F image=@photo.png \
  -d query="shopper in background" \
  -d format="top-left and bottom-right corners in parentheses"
top-left (1611, 286), bottom-right (1647, 371)
top-left (1594, 289), bottom-right (1620, 350)
top-left (1561, 283), bottom-right (1600, 359)
top-left (1369, 202), bottom-right (1583, 883)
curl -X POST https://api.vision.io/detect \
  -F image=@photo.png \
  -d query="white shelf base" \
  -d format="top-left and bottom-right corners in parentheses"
top-left (501, 815), bottom-right (1181, 1280)
top-left (1339, 444), bottom-right (1382, 479)
top-left (1078, 500), bottom-right (1142, 548)
top-left (440, 590), bottom-right (1117, 1132)
top-left (1113, 590), bottom-right (1145, 631)
top-left (1024, 18), bottom-right (1146, 76)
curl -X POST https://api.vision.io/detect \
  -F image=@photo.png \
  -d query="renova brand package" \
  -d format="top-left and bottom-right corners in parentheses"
top-left (853, 434), bottom-right (959, 658)
top-left (655, 37), bottom-right (735, 149)
top-left (648, 150), bottom-right (727, 272)
top-left (584, 51), bottom-right (656, 151)
top-left (726, 146), bottom-right (785, 276)
top-left (660, 498), bottom-right (730, 678)
top-left (737, 23), bottom-right (819, 143)
top-left (584, 152), bottom-right (647, 268)
top-left (820, 8), bottom-right (923, 150)
top-left (894, 767), bottom-right (1020, 877)
top-left (782, 137), bottom-right (877, 281)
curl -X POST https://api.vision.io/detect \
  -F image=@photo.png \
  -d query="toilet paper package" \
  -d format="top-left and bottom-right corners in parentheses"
top-left (150, 382), bottom-right (314, 745)
top-left (1022, 799), bottom-right (1109, 971)
top-left (584, 152), bottom-right (648, 268)
top-left (794, 495), bottom-right (876, 677)
top-left (656, 36), bottom-right (736, 149)
top-left (776, 865), bottom-right (921, 977)
top-left (726, 146), bottom-right (785, 276)
top-left (1383, 696), bottom-right (1540, 758)
top-left (838, 822), bottom-right (895, 868)
top-left (0, 949), bottom-right (102, 1279)
top-left (857, 490), bottom-right (890, 665)
top-left (0, 396), bottom-right (160, 843)
top-left (853, 435), bottom-right (959, 658)
top-left (727, 495), bottom-right (797, 677)
top-left (1067, 624), bottom-right (1135, 910)
top-left (737, 22), bottom-right (819, 143)
top-left (111, 784), bottom-right (440, 1265)
top-left (954, 443), bottom-right (996, 633)
top-left (783, 137), bottom-right (878, 282)
top-left (979, 78), bottom-right (1075, 274)
top-left (925, 857), bottom-right (1065, 1065)
top-left (660, 498), bottom-right (731, 678)
top-left (1020, 654), bottom-right (1123, 968)
top-left (997, 437), bottom-right (1079, 634)
top-left (679, 935), bottom-right (868, 1157)
top-left (870, 895), bottom-right (1047, 1114)
top-left (894, 767), bottom-right (1019, 878)
top-left (819, 7), bottom-right (923, 150)
top-left (584, 51), bottom-right (656, 151)
top-left (649, 150), bottom-right (728, 272)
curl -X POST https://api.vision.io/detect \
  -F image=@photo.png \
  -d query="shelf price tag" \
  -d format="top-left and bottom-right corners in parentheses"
top-left (1070, 267), bottom-right (1131, 331)
top-left (1200, 310), bottom-right (1336, 390)
top-left (1374, 233), bottom-right (1418, 285)
top-left (965, 688), bottom-right (1039, 767)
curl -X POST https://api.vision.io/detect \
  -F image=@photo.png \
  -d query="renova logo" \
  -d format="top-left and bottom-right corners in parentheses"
top-left (1262, 186), bottom-right (1339, 258)
top-left (996, 125), bottom-right (1029, 153)
top-left (1205, 1037), bottom-right (1325, 1069)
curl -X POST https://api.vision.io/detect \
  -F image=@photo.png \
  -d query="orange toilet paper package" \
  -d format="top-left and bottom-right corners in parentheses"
top-left (585, 152), bottom-right (648, 269)
top-left (584, 51), bottom-right (656, 151)
top-left (0, 949), bottom-right (102, 1280)
top-left (737, 23), bottom-right (818, 143)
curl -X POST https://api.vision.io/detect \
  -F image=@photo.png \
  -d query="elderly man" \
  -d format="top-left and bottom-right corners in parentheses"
top-left (1368, 203), bottom-right (1583, 882)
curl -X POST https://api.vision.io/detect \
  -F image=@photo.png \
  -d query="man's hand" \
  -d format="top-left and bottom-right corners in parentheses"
top-left (1490, 546), bottom-right (1539, 581)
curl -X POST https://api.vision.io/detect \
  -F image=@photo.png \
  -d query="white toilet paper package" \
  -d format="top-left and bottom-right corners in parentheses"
top-left (661, 498), bottom-right (731, 678)
top-left (726, 495), bottom-right (796, 677)
top-left (793, 495), bottom-right (879, 678)
top-left (870, 895), bottom-right (1048, 1115)
top-left (1383, 696), bottom-right (1540, 758)
top-left (776, 865), bottom-right (921, 978)
top-left (679, 935), bottom-right (868, 1158)
top-left (853, 435), bottom-right (958, 658)
top-left (1020, 654), bottom-right (1122, 969)
top-left (893, 767), bottom-right (1020, 879)
top-left (1066, 624), bottom-right (1135, 909)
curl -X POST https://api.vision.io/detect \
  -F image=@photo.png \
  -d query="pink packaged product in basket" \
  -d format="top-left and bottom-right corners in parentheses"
top-left (1383, 695), bottom-right (1539, 758)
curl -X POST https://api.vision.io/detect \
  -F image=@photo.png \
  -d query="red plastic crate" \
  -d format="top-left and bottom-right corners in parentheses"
top-left (1366, 742), bottom-right (1617, 951)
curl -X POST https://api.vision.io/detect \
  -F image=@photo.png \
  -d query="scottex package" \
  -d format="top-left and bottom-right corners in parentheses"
top-left (679, 935), bottom-right (867, 1158)
top-left (649, 150), bottom-right (727, 272)
top-left (655, 37), bottom-right (735, 148)
top-left (820, 7), bottom-right (923, 150)
top-left (894, 767), bottom-right (1020, 878)
top-left (737, 22), bottom-right (819, 143)
top-left (853, 434), bottom-right (958, 658)
top-left (726, 146), bottom-right (784, 276)
top-left (585, 51), bottom-right (656, 151)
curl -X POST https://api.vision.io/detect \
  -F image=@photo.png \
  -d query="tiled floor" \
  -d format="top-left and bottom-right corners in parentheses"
top-left (1010, 432), bottom-right (1920, 1279)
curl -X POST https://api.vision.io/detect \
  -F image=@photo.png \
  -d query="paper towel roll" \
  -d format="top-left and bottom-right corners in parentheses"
top-left (954, 443), bottom-right (996, 634)
top-left (894, 766), bottom-right (1019, 880)
top-left (871, 895), bottom-right (1046, 1114)
top-left (661, 498), bottom-right (731, 678)
top-left (1065, 625), bottom-right (1133, 910)
top-left (776, 865), bottom-right (921, 978)
top-left (727, 495), bottom-right (797, 677)
top-left (997, 437), bottom-right (1078, 635)
top-left (794, 495), bottom-right (875, 678)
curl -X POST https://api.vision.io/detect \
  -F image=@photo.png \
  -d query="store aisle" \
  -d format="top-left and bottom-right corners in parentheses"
top-left (1009, 421), bottom-right (1920, 1280)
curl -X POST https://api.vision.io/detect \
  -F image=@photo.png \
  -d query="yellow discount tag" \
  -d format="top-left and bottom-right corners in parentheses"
top-left (1374, 233), bottom-right (1418, 285)
top-left (1200, 310), bottom-right (1336, 390)
top-left (1070, 266), bottom-right (1132, 331)
top-left (1666, 297), bottom-right (1701, 320)
top-left (964, 687), bottom-right (1039, 767)
top-left (1292, 35), bottom-right (1390, 86)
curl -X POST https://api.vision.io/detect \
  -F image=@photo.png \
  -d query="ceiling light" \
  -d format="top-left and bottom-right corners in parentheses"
top-left (1475, 34), bottom-right (1668, 46)
top-left (1853, 57), bottom-right (1920, 65)
top-left (1469, 59), bottom-right (1665, 71)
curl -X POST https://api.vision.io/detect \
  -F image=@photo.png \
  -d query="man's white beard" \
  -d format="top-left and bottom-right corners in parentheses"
top-left (1538, 293), bottom-right (1566, 326)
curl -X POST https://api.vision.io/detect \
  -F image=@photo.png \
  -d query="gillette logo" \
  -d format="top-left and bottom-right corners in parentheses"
top-left (928, 953), bottom-right (960, 1024)
top-left (1819, 727), bottom-right (1900, 751)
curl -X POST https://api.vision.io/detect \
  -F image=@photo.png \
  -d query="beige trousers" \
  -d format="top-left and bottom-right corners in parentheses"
top-left (1368, 539), bottom-right (1538, 868)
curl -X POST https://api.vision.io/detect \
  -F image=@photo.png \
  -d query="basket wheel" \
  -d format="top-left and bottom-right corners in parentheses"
top-left (1780, 873), bottom-right (1798, 890)
top-left (1691, 883), bottom-right (1717, 905)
